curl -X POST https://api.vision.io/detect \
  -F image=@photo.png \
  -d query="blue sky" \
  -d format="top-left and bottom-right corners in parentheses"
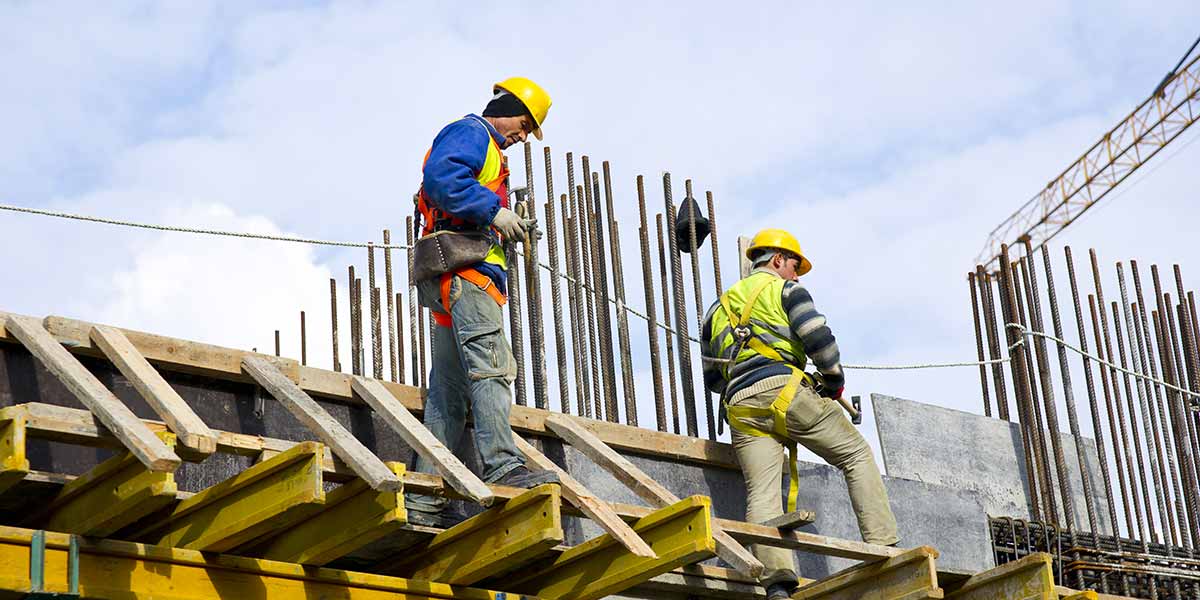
top-left (4, 1), bottom-right (1200, 452)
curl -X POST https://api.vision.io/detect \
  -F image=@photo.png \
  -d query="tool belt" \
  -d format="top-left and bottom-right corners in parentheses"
top-left (724, 367), bottom-right (812, 513)
top-left (411, 230), bottom-right (495, 283)
top-left (431, 268), bottom-right (507, 328)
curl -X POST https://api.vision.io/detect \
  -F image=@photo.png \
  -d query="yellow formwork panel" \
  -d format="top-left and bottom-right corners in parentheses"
top-left (0, 408), bottom-right (30, 495)
top-left (386, 482), bottom-right (563, 585)
top-left (507, 495), bottom-right (717, 600)
top-left (43, 431), bottom-right (178, 537)
top-left (794, 545), bottom-right (944, 600)
top-left (0, 525), bottom-right (539, 600)
top-left (131, 441), bottom-right (326, 552)
top-left (253, 462), bottom-right (408, 565)
top-left (945, 553), bottom-right (1056, 600)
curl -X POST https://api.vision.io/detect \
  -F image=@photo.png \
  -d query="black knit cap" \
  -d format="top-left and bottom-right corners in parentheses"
top-left (483, 91), bottom-right (532, 120)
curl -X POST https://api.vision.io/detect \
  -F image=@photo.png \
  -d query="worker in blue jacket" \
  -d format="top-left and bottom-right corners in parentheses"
top-left (406, 77), bottom-right (559, 528)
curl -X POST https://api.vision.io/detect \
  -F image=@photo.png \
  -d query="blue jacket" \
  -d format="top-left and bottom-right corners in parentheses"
top-left (421, 114), bottom-right (507, 293)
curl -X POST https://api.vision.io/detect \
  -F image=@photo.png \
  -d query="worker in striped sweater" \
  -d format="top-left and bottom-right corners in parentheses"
top-left (700, 228), bottom-right (898, 598)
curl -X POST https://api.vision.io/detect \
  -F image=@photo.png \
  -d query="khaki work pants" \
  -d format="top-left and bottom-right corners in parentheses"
top-left (730, 381), bottom-right (899, 585)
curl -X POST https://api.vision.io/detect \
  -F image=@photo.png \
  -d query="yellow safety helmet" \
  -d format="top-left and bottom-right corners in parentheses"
top-left (494, 77), bottom-right (551, 140)
top-left (746, 228), bottom-right (812, 276)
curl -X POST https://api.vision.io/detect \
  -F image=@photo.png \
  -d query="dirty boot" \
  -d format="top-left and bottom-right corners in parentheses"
top-left (493, 465), bottom-right (560, 488)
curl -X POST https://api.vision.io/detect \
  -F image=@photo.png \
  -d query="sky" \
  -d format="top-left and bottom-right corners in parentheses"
top-left (4, 2), bottom-right (1200, 471)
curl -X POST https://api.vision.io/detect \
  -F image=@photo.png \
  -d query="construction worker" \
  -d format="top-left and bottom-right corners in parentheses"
top-left (700, 228), bottom-right (899, 597)
top-left (406, 77), bottom-right (559, 528)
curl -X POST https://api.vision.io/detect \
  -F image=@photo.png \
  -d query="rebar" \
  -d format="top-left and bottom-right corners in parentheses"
top-left (665, 173), bottom-right (699, 437)
top-left (1065, 246), bottom-right (1123, 546)
top-left (395, 292), bottom-right (405, 385)
top-left (969, 271), bottom-right (993, 417)
top-left (638, 177), bottom-right (668, 432)
top-left (300, 311), bottom-right (307, 366)
top-left (585, 161), bottom-right (618, 422)
top-left (384, 229), bottom-right (397, 383)
top-left (562, 190), bottom-right (590, 417)
top-left (998, 244), bottom-right (1043, 521)
top-left (604, 162), bottom-right (637, 426)
top-left (1175, 269), bottom-right (1200, 490)
top-left (349, 265), bottom-right (361, 376)
top-left (1149, 267), bottom-right (1187, 546)
top-left (1135, 264), bottom-right (1179, 546)
top-left (569, 154), bottom-right (601, 419)
top-left (330, 278), bottom-right (341, 373)
top-left (275, 330), bottom-right (281, 357)
top-left (505, 228), bottom-right (527, 407)
top-left (1168, 297), bottom-right (1200, 547)
top-left (1016, 256), bottom-right (1059, 524)
top-left (544, 191), bottom-right (571, 413)
top-left (1112, 296), bottom-right (1155, 547)
top-left (658, 213), bottom-right (682, 435)
top-left (369, 243), bottom-right (382, 379)
top-left (406, 217), bottom-right (419, 387)
top-left (685, 180), bottom-right (716, 439)
top-left (1090, 294), bottom-right (1137, 539)
top-left (1155, 304), bottom-right (1195, 548)
top-left (978, 267), bottom-right (1011, 420)
top-left (523, 142), bottom-right (548, 411)
top-left (706, 191), bottom-right (724, 295)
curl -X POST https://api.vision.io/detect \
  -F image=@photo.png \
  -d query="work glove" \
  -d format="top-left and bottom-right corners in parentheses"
top-left (492, 207), bottom-right (536, 243)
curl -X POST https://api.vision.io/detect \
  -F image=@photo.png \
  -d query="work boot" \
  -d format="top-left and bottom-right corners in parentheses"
top-left (765, 581), bottom-right (797, 600)
top-left (493, 465), bottom-right (560, 488)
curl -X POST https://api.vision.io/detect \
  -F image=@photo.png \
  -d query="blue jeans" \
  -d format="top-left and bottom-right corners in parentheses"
top-left (406, 274), bottom-right (524, 513)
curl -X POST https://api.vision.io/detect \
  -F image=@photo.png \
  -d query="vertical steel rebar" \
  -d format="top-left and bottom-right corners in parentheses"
top-left (330, 278), bottom-right (341, 373)
top-left (544, 192), bottom-right (571, 413)
top-left (1090, 294), bottom-right (1137, 539)
top-left (978, 267), bottom-right (1011, 420)
top-left (406, 217), bottom-right (419, 387)
top-left (1016, 257), bottom-right (1058, 524)
top-left (575, 182), bottom-right (602, 419)
top-left (1149, 266), bottom-right (1187, 545)
top-left (1156, 303), bottom-right (1195, 548)
top-left (369, 243), bottom-right (382, 379)
top-left (1175, 270), bottom-right (1200, 490)
top-left (585, 162), bottom-right (618, 422)
top-left (523, 142), bottom-right (548, 411)
top-left (300, 311), bottom-right (307, 366)
top-left (395, 292), bottom-right (405, 385)
top-left (1134, 263), bottom-right (1179, 545)
top-left (658, 214), bottom-right (682, 435)
top-left (684, 180), bottom-right (716, 439)
top-left (562, 190), bottom-right (590, 417)
top-left (565, 155), bottom-right (592, 417)
top-left (275, 330), bottom-right (281, 357)
top-left (638, 177), bottom-right (668, 432)
top-left (1112, 297), bottom-right (1155, 547)
top-left (969, 271), bottom-right (994, 417)
top-left (665, 173), bottom-right (699, 437)
top-left (1168, 297), bottom-right (1200, 547)
top-left (1065, 247), bottom-right (1122, 544)
top-left (1188, 291), bottom-right (1200, 481)
top-left (384, 230), bottom-right (397, 383)
top-left (506, 226), bottom-right (527, 407)
top-left (603, 162), bottom-right (638, 426)
top-left (349, 266), bottom-right (361, 376)
top-left (998, 244), bottom-right (1043, 521)
top-left (356, 277), bottom-right (365, 377)
top-left (706, 191), bottom-right (724, 295)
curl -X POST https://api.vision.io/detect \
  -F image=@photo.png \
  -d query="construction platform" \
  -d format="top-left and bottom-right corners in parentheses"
top-left (0, 310), bottom-right (1132, 599)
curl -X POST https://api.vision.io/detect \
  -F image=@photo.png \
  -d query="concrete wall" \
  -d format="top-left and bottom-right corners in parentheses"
top-left (872, 393), bottom-right (1113, 535)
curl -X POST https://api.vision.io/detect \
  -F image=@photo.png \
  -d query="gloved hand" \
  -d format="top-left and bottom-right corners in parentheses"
top-left (492, 207), bottom-right (536, 242)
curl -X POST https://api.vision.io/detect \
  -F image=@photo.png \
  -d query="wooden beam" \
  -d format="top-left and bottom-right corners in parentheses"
top-left (383, 483), bottom-right (564, 585)
top-left (90, 325), bottom-right (218, 455)
top-left (509, 495), bottom-right (718, 600)
top-left (39, 432), bottom-right (179, 537)
top-left (944, 553), bottom-right (1055, 600)
top-left (514, 433), bottom-right (656, 559)
top-left (761, 509), bottom-right (816, 530)
top-left (3, 315), bottom-right (180, 472)
top-left (0, 408), bottom-right (30, 495)
top-left (0, 524), bottom-right (522, 600)
top-left (242, 356), bottom-right (401, 492)
top-left (252, 462), bottom-right (407, 566)
top-left (636, 564), bottom-right (770, 600)
top-left (350, 375), bottom-right (493, 504)
top-left (545, 413), bottom-right (764, 578)
top-left (793, 545), bottom-right (943, 599)
top-left (130, 441), bottom-right (326, 552)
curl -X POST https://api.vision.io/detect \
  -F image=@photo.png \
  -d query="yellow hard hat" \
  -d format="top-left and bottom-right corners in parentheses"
top-left (746, 228), bottom-right (812, 276)
top-left (494, 77), bottom-right (551, 140)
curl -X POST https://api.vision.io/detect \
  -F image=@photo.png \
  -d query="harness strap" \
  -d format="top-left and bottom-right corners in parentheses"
top-left (433, 268), bottom-right (507, 327)
top-left (725, 368), bottom-right (809, 513)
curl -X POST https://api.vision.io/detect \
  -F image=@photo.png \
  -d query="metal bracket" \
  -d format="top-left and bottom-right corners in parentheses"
top-left (253, 385), bottom-right (265, 420)
top-left (26, 530), bottom-right (79, 599)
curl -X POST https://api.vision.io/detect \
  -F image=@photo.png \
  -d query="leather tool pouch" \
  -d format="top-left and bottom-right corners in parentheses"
top-left (411, 230), bottom-right (493, 282)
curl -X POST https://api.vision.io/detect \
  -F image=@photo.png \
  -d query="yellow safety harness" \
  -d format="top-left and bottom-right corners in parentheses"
top-left (717, 276), bottom-right (812, 513)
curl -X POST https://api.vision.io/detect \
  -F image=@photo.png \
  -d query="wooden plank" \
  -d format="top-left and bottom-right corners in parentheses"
top-left (944, 553), bottom-right (1055, 600)
top-left (90, 325), bottom-right (218, 454)
top-left (383, 483), bottom-right (564, 585)
top-left (3, 315), bottom-right (180, 472)
top-left (0, 408), bottom-right (30, 495)
top-left (131, 441), bottom-right (326, 552)
top-left (0, 525), bottom-right (526, 600)
top-left (242, 356), bottom-right (400, 492)
top-left (761, 509), bottom-right (817, 530)
top-left (514, 433), bottom-right (656, 559)
top-left (508, 495), bottom-right (718, 600)
top-left (636, 564), bottom-right (768, 600)
top-left (545, 413), bottom-right (765, 578)
top-left (253, 462), bottom-right (407, 565)
top-left (350, 375), bottom-right (493, 504)
top-left (793, 545), bottom-right (943, 600)
top-left (40, 432), bottom-right (179, 537)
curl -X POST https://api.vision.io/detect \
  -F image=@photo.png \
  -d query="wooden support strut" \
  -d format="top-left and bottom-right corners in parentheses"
top-left (3, 315), bottom-right (180, 473)
top-left (793, 545), bottom-right (943, 600)
top-left (351, 375), bottom-right (494, 504)
top-left (0, 408), bottom-right (30, 495)
top-left (544, 413), bottom-right (765, 578)
top-left (383, 483), bottom-right (565, 585)
top-left (243, 356), bottom-right (401, 492)
top-left (89, 325), bottom-right (218, 455)
top-left (0, 525), bottom-right (524, 600)
top-left (507, 495), bottom-right (718, 600)
top-left (943, 553), bottom-right (1056, 600)
top-left (129, 441), bottom-right (326, 552)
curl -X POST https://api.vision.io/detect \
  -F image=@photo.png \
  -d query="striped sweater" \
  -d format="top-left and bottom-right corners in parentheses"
top-left (701, 268), bottom-right (845, 400)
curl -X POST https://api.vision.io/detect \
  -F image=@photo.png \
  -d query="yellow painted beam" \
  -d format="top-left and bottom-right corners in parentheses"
top-left (0, 408), bottom-right (30, 495)
top-left (508, 495), bottom-right (717, 600)
top-left (253, 462), bottom-right (407, 565)
top-left (945, 553), bottom-right (1055, 600)
top-left (384, 483), bottom-right (564, 585)
top-left (1059, 591), bottom-right (1099, 600)
top-left (0, 525), bottom-right (533, 600)
top-left (794, 545), bottom-right (943, 600)
top-left (130, 441), bottom-right (326, 552)
top-left (41, 432), bottom-right (178, 537)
